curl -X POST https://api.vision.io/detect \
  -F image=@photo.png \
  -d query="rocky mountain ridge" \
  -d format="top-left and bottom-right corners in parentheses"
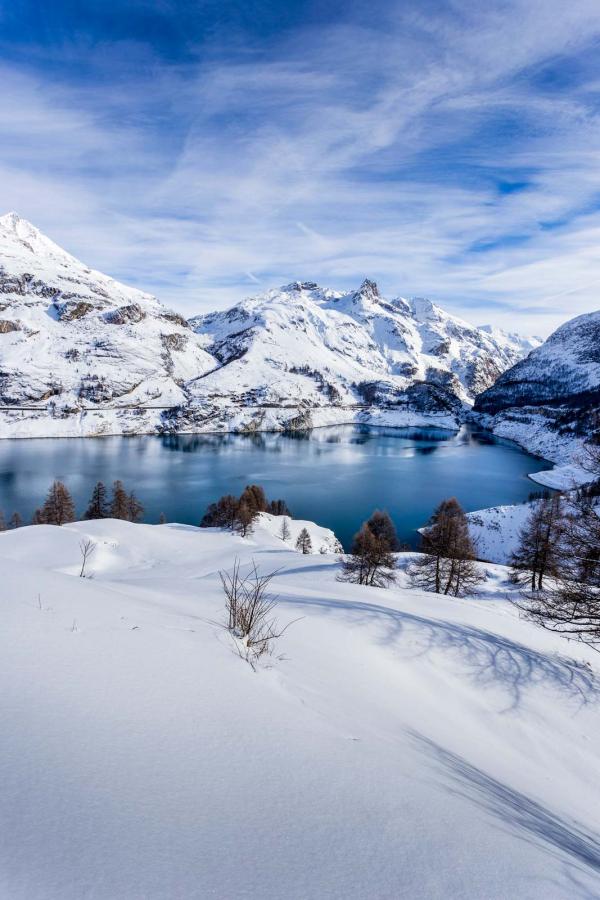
top-left (0, 214), bottom-right (538, 438)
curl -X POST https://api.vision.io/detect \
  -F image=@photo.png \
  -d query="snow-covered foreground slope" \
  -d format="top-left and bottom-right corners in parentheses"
top-left (0, 215), bottom-right (534, 438)
top-left (474, 310), bottom-right (600, 488)
top-left (1, 518), bottom-right (599, 899)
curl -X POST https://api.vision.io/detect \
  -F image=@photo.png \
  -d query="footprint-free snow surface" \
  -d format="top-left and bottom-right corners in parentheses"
top-left (0, 515), bottom-right (599, 899)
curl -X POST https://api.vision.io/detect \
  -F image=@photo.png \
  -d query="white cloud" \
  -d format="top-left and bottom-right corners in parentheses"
top-left (2, 0), bottom-right (600, 334)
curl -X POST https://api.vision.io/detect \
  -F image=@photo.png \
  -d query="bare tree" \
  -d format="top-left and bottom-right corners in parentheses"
top-left (510, 494), bottom-right (564, 591)
top-left (518, 492), bottom-right (600, 645)
top-left (411, 498), bottom-right (484, 596)
top-left (280, 517), bottom-right (292, 542)
top-left (219, 560), bottom-right (292, 666)
top-left (339, 522), bottom-right (396, 587)
top-left (295, 527), bottom-right (313, 554)
top-left (79, 539), bottom-right (96, 577)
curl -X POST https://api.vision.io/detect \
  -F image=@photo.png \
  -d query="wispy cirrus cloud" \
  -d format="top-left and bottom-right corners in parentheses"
top-left (2, 0), bottom-right (600, 333)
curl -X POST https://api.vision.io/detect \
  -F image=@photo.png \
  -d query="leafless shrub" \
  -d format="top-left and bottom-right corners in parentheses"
top-left (219, 559), bottom-right (296, 667)
top-left (79, 539), bottom-right (96, 578)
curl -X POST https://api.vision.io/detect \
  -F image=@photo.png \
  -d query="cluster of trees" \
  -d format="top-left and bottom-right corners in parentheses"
top-left (0, 479), bottom-right (144, 528)
top-left (201, 484), bottom-right (291, 537)
top-left (510, 486), bottom-right (600, 645)
top-left (411, 498), bottom-right (483, 597)
top-left (340, 509), bottom-right (400, 587)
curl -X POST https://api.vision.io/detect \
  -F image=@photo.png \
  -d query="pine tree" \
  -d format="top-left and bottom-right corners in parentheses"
top-left (235, 500), bottom-right (255, 537)
top-left (110, 480), bottom-right (130, 520)
top-left (280, 517), bottom-right (292, 542)
top-left (295, 527), bottom-right (313, 554)
top-left (201, 494), bottom-right (239, 528)
top-left (31, 508), bottom-right (45, 525)
top-left (84, 481), bottom-right (109, 520)
top-left (0, 510), bottom-right (5, 531)
top-left (127, 492), bottom-right (144, 523)
top-left (268, 498), bottom-right (292, 517)
top-left (366, 509), bottom-right (399, 551)
top-left (510, 494), bottom-right (564, 591)
top-left (239, 484), bottom-right (268, 515)
top-left (9, 511), bottom-right (22, 529)
top-left (41, 480), bottom-right (76, 526)
top-left (411, 497), bottom-right (483, 596)
top-left (339, 522), bottom-right (396, 587)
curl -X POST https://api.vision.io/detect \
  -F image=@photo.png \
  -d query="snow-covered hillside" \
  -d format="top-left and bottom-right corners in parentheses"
top-left (0, 213), bottom-right (215, 437)
top-left (183, 280), bottom-right (533, 434)
top-left (0, 216), bottom-right (533, 438)
top-left (474, 310), bottom-right (600, 488)
top-left (0, 518), bottom-right (599, 899)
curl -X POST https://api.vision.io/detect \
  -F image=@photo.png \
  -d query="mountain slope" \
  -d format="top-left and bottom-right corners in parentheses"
top-left (0, 213), bottom-right (214, 436)
top-left (474, 310), bottom-right (600, 485)
top-left (0, 518), bottom-right (599, 899)
top-left (0, 216), bottom-right (533, 438)
top-left (183, 279), bottom-right (532, 434)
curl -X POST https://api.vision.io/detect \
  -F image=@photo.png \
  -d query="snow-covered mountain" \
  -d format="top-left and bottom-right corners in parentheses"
top-left (181, 279), bottom-right (533, 434)
top-left (474, 310), bottom-right (600, 486)
top-left (0, 215), bottom-right (533, 438)
top-left (0, 213), bottom-right (215, 436)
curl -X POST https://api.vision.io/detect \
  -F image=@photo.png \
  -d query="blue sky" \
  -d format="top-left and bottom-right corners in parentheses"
top-left (3, 0), bottom-right (600, 333)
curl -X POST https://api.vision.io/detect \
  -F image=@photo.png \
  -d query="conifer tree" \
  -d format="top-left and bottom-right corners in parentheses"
top-left (296, 527), bottom-right (313, 554)
top-left (268, 499), bottom-right (292, 517)
top-left (280, 517), bottom-right (292, 542)
top-left (411, 497), bottom-right (483, 596)
top-left (127, 492), bottom-right (144, 523)
top-left (366, 509), bottom-right (399, 551)
top-left (510, 494), bottom-right (564, 591)
top-left (40, 480), bottom-right (76, 526)
top-left (339, 521), bottom-right (396, 587)
top-left (31, 508), bottom-right (45, 525)
top-left (110, 480), bottom-right (130, 520)
top-left (84, 481), bottom-right (109, 520)
top-left (9, 511), bottom-right (22, 529)
top-left (239, 484), bottom-right (268, 515)
top-left (235, 500), bottom-right (255, 537)
top-left (159, 512), bottom-right (166, 525)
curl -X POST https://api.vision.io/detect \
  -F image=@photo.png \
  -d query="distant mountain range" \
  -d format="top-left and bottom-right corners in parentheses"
top-left (0, 213), bottom-right (542, 440)
top-left (1, 212), bottom-right (597, 481)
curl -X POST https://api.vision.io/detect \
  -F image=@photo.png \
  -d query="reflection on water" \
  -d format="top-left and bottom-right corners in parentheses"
top-left (0, 424), bottom-right (553, 550)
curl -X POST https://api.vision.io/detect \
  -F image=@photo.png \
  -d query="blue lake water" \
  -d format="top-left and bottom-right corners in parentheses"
top-left (0, 425), bottom-right (553, 549)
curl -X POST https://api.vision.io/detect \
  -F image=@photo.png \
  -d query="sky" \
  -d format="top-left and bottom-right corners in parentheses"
top-left (2, 0), bottom-right (600, 334)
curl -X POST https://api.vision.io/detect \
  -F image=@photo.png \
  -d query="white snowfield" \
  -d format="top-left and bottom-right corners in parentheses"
top-left (0, 214), bottom-right (536, 439)
top-left (1, 517), bottom-right (599, 899)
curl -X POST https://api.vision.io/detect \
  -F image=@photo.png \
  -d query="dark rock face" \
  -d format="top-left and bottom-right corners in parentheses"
top-left (474, 311), bottom-right (599, 415)
top-left (105, 304), bottom-right (146, 325)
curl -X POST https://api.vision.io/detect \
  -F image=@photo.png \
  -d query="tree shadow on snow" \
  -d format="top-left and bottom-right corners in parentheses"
top-left (279, 593), bottom-right (598, 711)
top-left (411, 731), bottom-right (600, 885)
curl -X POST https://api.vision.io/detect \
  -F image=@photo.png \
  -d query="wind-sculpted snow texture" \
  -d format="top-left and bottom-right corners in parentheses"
top-left (0, 517), bottom-right (599, 898)
top-left (0, 216), bottom-right (535, 437)
top-left (474, 311), bottom-right (600, 487)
